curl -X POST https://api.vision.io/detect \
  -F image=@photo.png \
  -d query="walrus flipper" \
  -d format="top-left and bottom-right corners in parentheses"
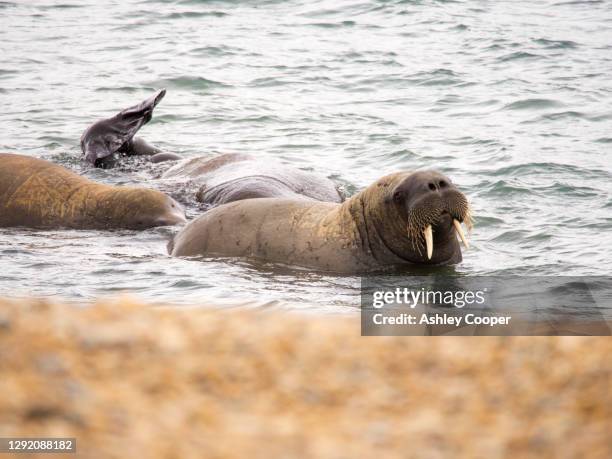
top-left (81, 89), bottom-right (166, 166)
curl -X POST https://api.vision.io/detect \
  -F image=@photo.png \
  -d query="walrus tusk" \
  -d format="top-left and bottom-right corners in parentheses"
top-left (453, 219), bottom-right (469, 249)
top-left (423, 225), bottom-right (433, 260)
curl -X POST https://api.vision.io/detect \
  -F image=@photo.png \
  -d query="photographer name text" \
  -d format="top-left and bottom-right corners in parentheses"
top-left (371, 312), bottom-right (511, 327)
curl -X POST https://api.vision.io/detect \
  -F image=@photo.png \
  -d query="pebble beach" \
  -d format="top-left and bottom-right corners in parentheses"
top-left (1, 298), bottom-right (610, 458)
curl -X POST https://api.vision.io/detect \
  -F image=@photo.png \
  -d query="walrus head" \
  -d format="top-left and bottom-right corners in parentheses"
top-left (354, 171), bottom-right (472, 266)
top-left (90, 187), bottom-right (187, 230)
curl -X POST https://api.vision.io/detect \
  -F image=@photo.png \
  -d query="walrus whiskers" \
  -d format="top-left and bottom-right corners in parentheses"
top-left (406, 195), bottom-right (472, 259)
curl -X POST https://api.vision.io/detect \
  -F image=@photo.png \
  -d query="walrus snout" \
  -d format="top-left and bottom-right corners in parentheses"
top-left (391, 171), bottom-right (472, 260)
top-left (155, 203), bottom-right (188, 227)
top-left (156, 215), bottom-right (187, 226)
top-left (113, 190), bottom-right (187, 230)
top-left (156, 197), bottom-right (187, 226)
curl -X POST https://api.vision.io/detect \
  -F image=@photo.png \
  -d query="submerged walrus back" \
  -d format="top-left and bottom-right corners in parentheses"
top-left (0, 153), bottom-right (95, 227)
top-left (0, 153), bottom-right (186, 229)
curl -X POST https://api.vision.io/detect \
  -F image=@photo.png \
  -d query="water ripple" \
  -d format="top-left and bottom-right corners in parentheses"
top-left (0, 0), bottom-right (611, 307)
top-left (497, 51), bottom-right (542, 62)
top-left (165, 11), bottom-right (228, 19)
top-left (148, 76), bottom-right (229, 90)
top-left (503, 98), bottom-right (564, 110)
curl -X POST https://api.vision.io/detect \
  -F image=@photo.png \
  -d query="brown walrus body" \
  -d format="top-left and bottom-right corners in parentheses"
top-left (0, 153), bottom-right (186, 230)
top-left (169, 170), bottom-right (472, 272)
top-left (162, 153), bottom-right (343, 206)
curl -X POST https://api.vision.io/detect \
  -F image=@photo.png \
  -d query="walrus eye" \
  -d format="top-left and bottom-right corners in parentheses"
top-left (392, 191), bottom-right (403, 203)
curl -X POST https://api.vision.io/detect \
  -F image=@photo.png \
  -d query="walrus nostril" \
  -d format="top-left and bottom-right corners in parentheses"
top-left (428, 183), bottom-right (436, 191)
top-left (439, 180), bottom-right (447, 188)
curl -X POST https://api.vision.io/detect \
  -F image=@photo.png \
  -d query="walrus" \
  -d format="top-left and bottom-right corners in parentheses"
top-left (81, 91), bottom-right (343, 205)
top-left (0, 153), bottom-right (186, 230)
top-left (162, 153), bottom-right (343, 206)
top-left (168, 170), bottom-right (472, 272)
top-left (80, 89), bottom-right (182, 167)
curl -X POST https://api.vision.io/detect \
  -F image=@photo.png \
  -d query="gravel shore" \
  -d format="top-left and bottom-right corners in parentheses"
top-left (0, 298), bottom-right (610, 458)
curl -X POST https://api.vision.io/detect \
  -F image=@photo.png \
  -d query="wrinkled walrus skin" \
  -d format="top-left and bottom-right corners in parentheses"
top-left (169, 170), bottom-right (472, 272)
top-left (0, 153), bottom-right (186, 230)
top-left (162, 153), bottom-right (343, 206)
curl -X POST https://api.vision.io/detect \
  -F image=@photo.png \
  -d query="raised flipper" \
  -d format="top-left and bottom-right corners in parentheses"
top-left (80, 89), bottom-right (166, 167)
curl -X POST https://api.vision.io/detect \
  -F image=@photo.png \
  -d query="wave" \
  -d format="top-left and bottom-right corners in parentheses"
top-left (487, 163), bottom-right (611, 181)
top-left (147, 76), bottom-right (229, 90)
top-left (533, 38), bottom-right (579, 49)
top-left (164, 11), bottom-right (228, 19)
top-left (497, 51), bottom-right (542, 62)
top-left (503, 98), bottom-right (563, 110)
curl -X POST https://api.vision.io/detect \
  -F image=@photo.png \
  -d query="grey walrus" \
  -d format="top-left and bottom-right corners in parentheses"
top-left (0, 153), bottom-right (186, 230)
top-left (161, 153), bottom-right (343, 206)
top-left (81, 91), bottom-right (341, 206)
top-left (168, 170), bottom-right (471, 272)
